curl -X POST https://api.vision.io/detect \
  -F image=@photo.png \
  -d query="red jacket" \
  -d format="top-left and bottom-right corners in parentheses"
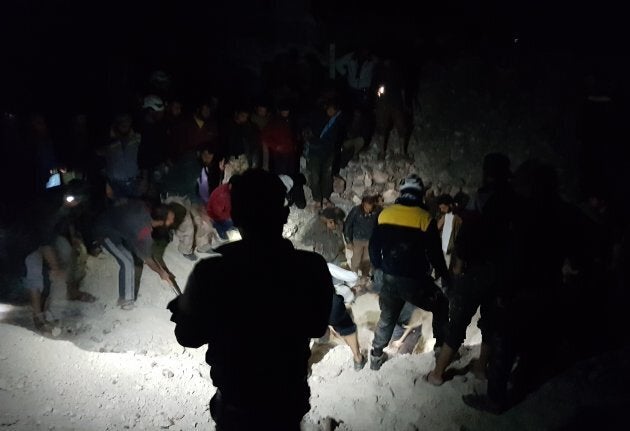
top-left (207, 183), bottom-right (231, 222)
top-left (260, 117), bottom-right (296, 155)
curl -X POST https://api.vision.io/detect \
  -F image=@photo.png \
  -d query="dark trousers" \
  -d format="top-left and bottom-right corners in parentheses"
top-left (210, 390), bottom-right (303, 431)
top-left (372, 273), bottom-right (449, 355)
top-left (329, 293), bottom-right (356, 336)
top-left (213, 220), bottom-right (234, 240)
top-left (306, 151), bottom-right (334, 202)
top-left (444, 262), bottom-right (497, 350)
top-left (269, 152), bottom-right (297, 176)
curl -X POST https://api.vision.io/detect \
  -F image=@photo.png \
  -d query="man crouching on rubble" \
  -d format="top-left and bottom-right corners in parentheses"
top-left (168, 169), bottom-right (333, 431)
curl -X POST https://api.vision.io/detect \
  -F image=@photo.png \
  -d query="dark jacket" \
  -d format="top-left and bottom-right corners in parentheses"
top-left (369, 202), bottom-right (448, 280)
top-left (168, 238), bottom-right (332, 412)
top-left (306, 111), bottom-right (345, 156)
top-left (93, 200), bottom-right (154, 260)
top-left (344, 205), bottom-right (380, 243)
top-left (224, 121), bottom-right (259, 159)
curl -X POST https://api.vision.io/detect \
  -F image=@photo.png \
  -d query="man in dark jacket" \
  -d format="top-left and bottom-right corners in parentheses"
top-left (344, 195), bottom-right (380, 275)
top-left (168, 169), bottom-right (332, 431)
top-left (304, 98), bottom-right (345, 208)
top-left (369, 174), bottom-right (450, 370)
top-left (93, 201), bottom-right (175, 309)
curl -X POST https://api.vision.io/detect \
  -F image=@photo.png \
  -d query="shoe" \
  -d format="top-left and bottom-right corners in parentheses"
top-left (117, 299), bottom-right (135, 310)
top-left (33, 313), bottom-right (53, 333)
top-left (354, 354), bottom-right (367, 371)
top-left (182, 252), bottom-right (198, 261)
top-left (196, 243), bottom-right (213, 253)
top-left (370, 351), bottom-right (387, 370)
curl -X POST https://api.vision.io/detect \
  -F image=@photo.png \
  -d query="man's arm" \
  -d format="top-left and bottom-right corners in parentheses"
top-left (304, 254), bottom-right (334, 338)
top-left (343, 207), bottom-right (357, 244)
top-left (335, 53), bottom-right (351, 76)
top-left (368, 225), bottom-right (383, 269)
top-left (168, 264), bottom-right (210, 348)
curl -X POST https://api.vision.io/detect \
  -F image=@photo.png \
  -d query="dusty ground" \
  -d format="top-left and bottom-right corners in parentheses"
top-left (1, 206), bottom-right (628, 430)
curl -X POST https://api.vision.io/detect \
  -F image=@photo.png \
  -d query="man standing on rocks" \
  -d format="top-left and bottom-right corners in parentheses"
top-left (168, 169), bottom-right (332, 430)
top-left (368, 174), bottom-right (450, 370)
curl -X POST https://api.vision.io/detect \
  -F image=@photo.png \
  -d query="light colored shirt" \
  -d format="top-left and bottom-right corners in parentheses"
top-left (441, 213), bottom-right (454, 254)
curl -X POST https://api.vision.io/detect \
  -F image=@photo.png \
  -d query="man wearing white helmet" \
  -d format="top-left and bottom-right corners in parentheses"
top-left (368, 173), bottom-right (450, 370)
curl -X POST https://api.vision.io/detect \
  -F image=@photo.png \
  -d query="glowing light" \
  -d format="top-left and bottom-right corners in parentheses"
top-left (0, 303), bottom-right (15, 321)
top-left (226, 229), bottom-right (242, 241)
top-left (65, 195), bottom-right (75, 203)
top-left (377, 85), bottom-right (386, 97)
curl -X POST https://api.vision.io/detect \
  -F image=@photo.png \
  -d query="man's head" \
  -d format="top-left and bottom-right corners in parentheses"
top-left (151, 204), bottom-right (175, 228)
top-left (112, 114), bottom-right (133, 137)
top-left (167, 100), bottom-right (182, 118)
top-left (233, 108), bottom-right (250, 125)
top-left (196, 103), bottom-right (212, 121)
top-left (277, 100), bottom-right (291, 118)
top-left (436, 194), bottom-right (454, 214)
top-left (324, 98), bottom-right (340, 117)
top-left (230, 169), bottom-right (289, 238)
top-left (200, 147), bottom-right (215, 166)
top-left (254, 98), bottom-right (270, 118)
top-left (361, 195), bottom-right (377, 213)
top-left (398, 174), bottom-right (424, 203)
top-left (321, 207), bottom-right (346, 231)
top-left (482, 152), bottom-right (512, 186)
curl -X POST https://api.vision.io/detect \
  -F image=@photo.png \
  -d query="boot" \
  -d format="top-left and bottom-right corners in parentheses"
top-left (370, 351), bottom-right (387, 370)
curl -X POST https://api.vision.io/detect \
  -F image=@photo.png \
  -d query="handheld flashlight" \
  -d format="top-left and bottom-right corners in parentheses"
top-left (65, 195), bottom-right (75, 203)
top-left (377, 85), bottom-right (385, 98)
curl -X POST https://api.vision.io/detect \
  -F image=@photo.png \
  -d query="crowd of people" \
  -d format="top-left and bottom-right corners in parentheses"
top-left (0, 46), bottom-right (627, 431)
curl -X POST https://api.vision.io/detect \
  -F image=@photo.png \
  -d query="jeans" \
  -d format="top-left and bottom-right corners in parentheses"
top-left (102, 239), bottom-right (135, 301)
top-left (444, 262), bottom-right (497, 350)
top-left (372, 273), bottom-right (449, 356)
top-left (213, 220), bottom-right (234, 240)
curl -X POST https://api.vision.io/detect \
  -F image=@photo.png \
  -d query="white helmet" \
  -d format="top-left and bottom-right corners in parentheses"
top-left (143, 95), bottom-right (165, 112)
top-left (399, 174), bottom-right (424, 194)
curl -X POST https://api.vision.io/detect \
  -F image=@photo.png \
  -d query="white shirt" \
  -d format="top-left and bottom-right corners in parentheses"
top-left (441, 213), bottom-right (454, 254)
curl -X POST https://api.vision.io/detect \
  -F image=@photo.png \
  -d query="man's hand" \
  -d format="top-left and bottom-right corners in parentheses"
top-left (345, 242), bottom-right (353, 250)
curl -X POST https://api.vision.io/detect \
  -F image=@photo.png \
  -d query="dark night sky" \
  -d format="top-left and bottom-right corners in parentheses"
top-left (1, 0), bottom-right (626, 114)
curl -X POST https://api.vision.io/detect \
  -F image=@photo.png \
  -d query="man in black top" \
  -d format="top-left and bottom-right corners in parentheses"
top-left (168, 169), bottom-right (332, 431)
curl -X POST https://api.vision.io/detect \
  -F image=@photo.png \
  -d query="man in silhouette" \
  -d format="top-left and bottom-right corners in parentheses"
top-left (168, 169), bottom-right (333, 430)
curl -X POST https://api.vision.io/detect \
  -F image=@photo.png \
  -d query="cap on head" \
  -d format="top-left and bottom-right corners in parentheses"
top-left (143, 95), bottom-right (165, 112)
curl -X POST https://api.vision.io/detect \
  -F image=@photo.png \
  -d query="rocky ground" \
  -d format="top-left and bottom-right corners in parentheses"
top-left (1, 141), bottom-right (626, 430)
top-left (1, 198), bottom-right (628, 430)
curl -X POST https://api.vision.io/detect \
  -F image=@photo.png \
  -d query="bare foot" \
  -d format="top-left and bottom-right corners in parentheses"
top-left (426, 370), bottom-right (445, 386)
